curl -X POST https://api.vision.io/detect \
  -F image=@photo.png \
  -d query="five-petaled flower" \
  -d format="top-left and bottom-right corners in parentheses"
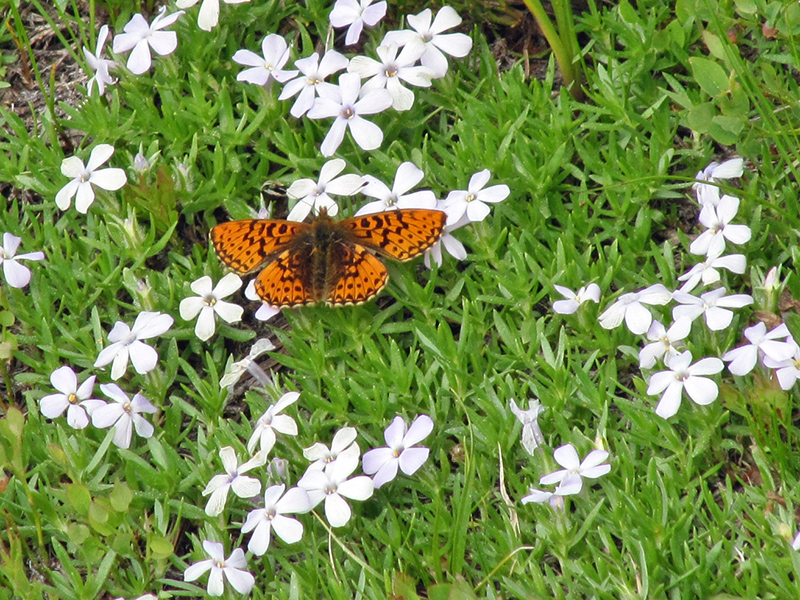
top-left (286, 159), bottom-right (363, 221)
top-left (92, 383), bottom-right (157, 449)
top-left (672, 287), bottom-right (753, 331)
top-left (112, 7), bottom-right (184, 75)
top-left (241, 484), bottom-right (311, 555)
top-left (329, 0), bottom-right (387, 45)
top-left (677, 252), bottom-right (747, 293)
top-left (355, 161), bottom-right (437, 216)
top-left (383, 6), bottom-right (473, 78)
top-left (94, 311), bottom-right (174, 380)
top-left (362, 414), bottom-right (433, 488)
top-left (307, 72), bottom-right (392, 156)
top-left (0, 232), bottom-right (45, 288)
top-left (598, 283), bottom-right (672, 335)
top-left (233, 33), bottom-right (298, 87)
top-left (442, 169), bottom-right (510, 224)
top-left (693, 158), bottom-right (744, 206)
top-left (203, 446), bottom-right (267, 516)
top-left (538, 443), bottom-right (611, 495)
top-left (176, 0), bottom-right (250, 31)
top-left (689, 195), bottom-right (752, 257)
top-left (247, 391), bottom-right (300, 454)
top-left (56, 144), bottom-right (127, 214)
top-left (179, 274), bottom-right (243, 341)
top-left (279, 50), bottom-right (349, 118)
top-left (552, 283), bottom-right (601, 315)
top-left (183, 540), bottom-right (255, 597)
top-left (638, 318), bottom-right (692, 369)
top-left (40, 366), bottom-right (105, 429)
top-left (303, 426), bottom-right (359, 471)
top-left (722, 322), bottom-right (794, 376)
top-left (83, 25), bottom-right (116, 95)
top-left (646, 350), bottom-right (724, 419)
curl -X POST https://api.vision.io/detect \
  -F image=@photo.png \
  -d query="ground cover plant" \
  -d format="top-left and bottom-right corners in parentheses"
top-left (2, 0), bottom-right (800, 598)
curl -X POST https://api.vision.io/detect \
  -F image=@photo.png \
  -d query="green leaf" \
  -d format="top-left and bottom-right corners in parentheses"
top-left (686, 102), bottom-right (716, 133)
top-left (66, 483), bottom-right (92, 516)
top-left (689, 57), bottom-right (730, 97)
top-left (109, 482), bottom-right (133, 512)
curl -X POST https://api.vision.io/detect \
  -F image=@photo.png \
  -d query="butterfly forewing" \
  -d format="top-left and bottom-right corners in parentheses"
top-left (342, 209), bottom-right (446, 261)
top-left (327, 244), bottom-right (389, 305)
top-left (210, 219), bottom-right (307, 274)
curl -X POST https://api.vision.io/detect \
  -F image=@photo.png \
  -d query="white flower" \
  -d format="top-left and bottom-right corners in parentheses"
top-left (83, 25), bottom-right (116, 95)
top-left (520, 487), bottom-right (564, 510)
top-left (646, 351), bottom-right (723, 419)
top-left (442, 169), bottom-right (510, 224)
top-left (202, 447), bottom-right (267, 516)
top-left (91, 384), bottom-right (157, 449)
top-left (383, 6), bottom-right (473, 78)
top-left (241, 484), bottom-right (311, 555)
top-left (112, 7), bottom-right (184, 75)
top-left (176, 0), bottom-right (250, 31)
top-left (279, 50), bottom-right (349, 118)
top-left (219, 338), bottom-right (276, 388)
top-left (763, 341), bottom-right (800, 390)
top-left (55, 144), bottom-right (127, 213)
top-left (93, 311), bottom-right (174, 380)
top-left (722, 323), bottom-right (795, 376)
top-left (597, 283), bottom-right (672, 335)
top-left (793, 529), bottom-right (800, 551)
top-left (298, 449), bottom-right (374, 527)
top-left (247, 391), bottom-right (300, 454)
top-left (303, 426), bottom-right (359, 471)
top-left (0, 233), bottom-right (44, 288)
top-left (539, 443), bottom-right (611, 495)
top-left (40, 366), bottom-right (105, 429)
top-left (423, 223), bottom-right (467, 268)
top-left (183, 540), bottom-right (255, 597)
top-left (348, 43), bottom-right (435, 111)
top-left (329, 0), bottom-right (387, 45)
top-left (233, 33), bottom-right (298, 86)
top-left (307, 73), bottom-right (392, 156)
top-left (362, 415), bottom-right (433, 488)
top-left (638, 318), bottom-right (692, 369)
top-left (179, 274), bottom-right (243, 341)
top-left (509, 399), bottom-right (545, 455)
top-left (672, 287), bottom-right (753, 331)
top-left (552, 283), bottom-right (601, 315)
top-left (693, 158), bottom-right (744, 206)
top-left (286, 159), bottom-right (363, 221)
top-left (689, 195), bottom-right (752, 257)
top-left (355, 162), bottom-right (437, 216)
top-left (677, 252), bottom-right (747, 293)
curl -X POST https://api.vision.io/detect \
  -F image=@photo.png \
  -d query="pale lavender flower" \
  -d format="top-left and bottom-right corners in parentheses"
top-left (241, 484), bottom-right (311, 555)
top-left (689, 195), bottom-right (752, 257)
top-left (672, 287), bottom-right (753, 331)
top-left (0, 233), bottom-right (44, 288)
top-left (202, 447), bottom-right (267, 516)
top-left (763, 341), bottom-right (800, 390)
top-left (646, 351), bottom-right (723, 419)
top-left (233, 34), bottom-right (298, 86)
top-left (286, 159), bottom-right (363, 221)
top-left (219, 338), bottom-right (276, 388)
top-left (92, 383), bottom-right (157, 449)
top-left (40, 366), bottom-right (105, 429)
top-left (93, 311), bottom-right (174, 380)
top-left (362, 415), bottom-right (433, 487)
top-left (179, 274), bottom-right (243, 341)
top-left (247, 392), bottom-right (300, 454)
top-left (598, 284), bottom-right (672, 335)
top-left (330, 0), bottom-right (387, 45)
top-left (83, 25), bottom-right (116, 95)
top-left (112, 7), bottom-right (184, 75)
top-left (677, 252), bottom-right (747, 293)
top-left (423, 222), bottom-right (467, 269)
top-left (722, 323), bottom-right (795, 376)
top-left (693, 158), bottom-right (744, 206)
top-left (183, 541), bottom-right (255, 597)
top-left (279, 51), bottom-right (349, 117)
top-left (303, 426), bottom-right (359, 471)
top-left (176, 0), bottom-right (250, 31)
top-left (355, 161), bottom-right (436, 215)
top-left (56, 144), bottom-right (127, 213)
top-left (442, 169), bottom-right (510, 224)
top-left (509, 399), bottom-right (545, 455)
top-left (552, 283), bottom-right (601, 315)
top-left (539, 443), bottom-right (611, 495)
top-left (638, 318), bottom-right (692, 369)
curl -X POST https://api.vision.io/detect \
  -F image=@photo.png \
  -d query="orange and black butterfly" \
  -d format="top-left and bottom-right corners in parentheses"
top-left (210, 209), bottom-right (446, 307)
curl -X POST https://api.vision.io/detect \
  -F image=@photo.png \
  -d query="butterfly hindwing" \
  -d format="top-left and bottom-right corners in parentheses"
top-left (342, 209), bottom-right (446, 262)
top-left (254, 249), bottom-right (320, 307)
top-left (327, 244), bottom-right (389, 305)
top-left (210, 219), bottom-right (308, 274)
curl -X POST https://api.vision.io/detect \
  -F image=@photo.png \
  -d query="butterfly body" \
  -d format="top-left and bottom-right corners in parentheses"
top-left (210, 208), bottom-right (445, 308)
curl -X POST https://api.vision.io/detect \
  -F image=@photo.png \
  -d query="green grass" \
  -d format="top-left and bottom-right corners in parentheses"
top-left (2, 0), bottom-right (800, 598)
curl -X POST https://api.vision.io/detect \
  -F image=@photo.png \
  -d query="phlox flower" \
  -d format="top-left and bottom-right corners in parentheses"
top-left (307, 73), bottom-right (392, 156)
top-left (722, 322), bottom-right (794, 376)
top-left (638, 318), bottom-right (691, 369)
top-left (329, 0), bottom-right (387, 45)
top-left (509, 399), bottom-right (545, 455)
top-left (83, 25), bottom-right (116, 95)
top-left (763, 341), bottom-right (800, 390)
top-left (298, 448), bottom-right (374, 527)
top-left (423, 222), bottom-right (467, 269)
top-left (677, 252), bottom-right (747, 293)
top-left (179, 274), bottom-right (243, 341)
top-left (355, 161), bottom-right (437, 215)
top-left (279, 51), bottom-right (349, 118)
top-left (94, 311), bottom-right (174, 380)
top-left (693, 158), bottom-right (744, 206)
top-left (303, 426), bottom-right (359, 471)
top-left (646, 350), bottom-right (723, 419)
top-left (241, 484), bottom-right (311, 555)
top-left (363, 415), bottom-right (433, 488)
top-left (56, 144), bottom-right (127, 213)
top-left (442, 169), bottom-right (510, 224)
top-left (689, 195), bottom-right (752, 257)
top-left (202, 446), bottom-right (267, 516)
top-left (245, 279), bottom-right (282, 321)
top-left (233, 33), bottom-right (298, 86)
top-left (220, 338), bottom-right (275, 388)
top-left (598, 283), bottom-right (672, 335)
top-left (183, 541), bottom-right (254, 597)
top-left (0, 233), bottom-right (45, 288)
top-left (552, 283), bottom-right (601, 315)
top-left (539, 443), bottom-right (611, 495)
top-left (112, 7), bottom-right (184, 75)
top-left (92, 384), bottom-right (157, 449)
top-left (247, 391), bottom-right (300, 454)
top-left (347, 43), bottom-right (435, 111)
top-left (176, 0), bottom-right (249, 31)
top-left (793, 529), bottom-right (800, 551)
top-left (520, 487), bottom-right (564, 510)
top-left (383, 6), bottom-right (473, 78)
top-left (672, 287), bottom-right (753, 331)
top-left (40, 366), bottom-right (105, 429)
top-left (286, 159), bottom-right (363, 221)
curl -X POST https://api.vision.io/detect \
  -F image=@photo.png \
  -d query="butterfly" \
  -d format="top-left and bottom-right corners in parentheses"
top-left (210, 208), bottom-right (446, 307)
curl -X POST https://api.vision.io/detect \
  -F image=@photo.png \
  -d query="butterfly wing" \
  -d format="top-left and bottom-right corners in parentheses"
top-left (341, 209), bottom-right (446, 262)
top-left (327, 243), bottom-right (389, 306)
top-left (253, 249), bottom-right (322, 307)
top-left (210, 219), bottom-right (308, 274)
